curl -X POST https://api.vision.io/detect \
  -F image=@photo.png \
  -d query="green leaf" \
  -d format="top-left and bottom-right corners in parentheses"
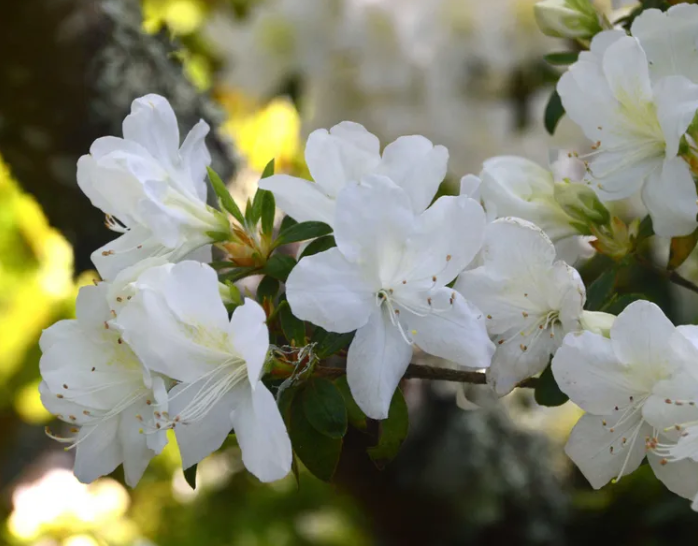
top-left (668, 227), bottom-right (698, 270)
top-left (289, 395), bottom-right (342, 482)
top-left (544, 51), bottom-right (579, 66)
top-left (302, 378), bottom-right (348, 439)
top-left (584, 266), bottom-right (617, 311)
top-left (261, 158), bottom-right (275, 179)
top-left (249, 190), bottom-right (266, 227)
top-left (300, 235), bottom-right (336, 259)
top-left (260, 190), bottom-right (276, 236)
top-left (263, 253), bottom-right (297, 282)
top-left (207, 166), bottom-right (244, 225)
top-left (601, 293), bottom-right (646, 315)
top-left (637, 215), bottom-right (654, 241)
top-left (544, 89), bottom-right (565, 135)
top-left (334, 376), bottom-right (367, 432)
top-left (183, 465), bottom-right (197, 490)
top-left (275, 221), bottom-right (333, 247)
top-left (312, 328), bottom-right (355, 359)
top-left (279, 297), bottom-right (306, 346)
top-left (218, 266), bottom-right (260, 283)
top-left (257, 276), bottom-right (279, 303)
top-left (534, 364), bottom-right (569, 407)
top-left (367, 388), bottom-right (409, 468)
top-left (280, 215), bottom-right (297, 233)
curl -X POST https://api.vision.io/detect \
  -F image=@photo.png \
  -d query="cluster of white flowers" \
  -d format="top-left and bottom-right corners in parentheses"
top-left (37, 1), bottom-right (698, 513)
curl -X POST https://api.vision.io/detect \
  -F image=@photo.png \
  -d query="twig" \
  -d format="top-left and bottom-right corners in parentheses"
top-left (314, 363), bottom-right (538, 389)
top-left (635, 255), bottom-right (698, 296)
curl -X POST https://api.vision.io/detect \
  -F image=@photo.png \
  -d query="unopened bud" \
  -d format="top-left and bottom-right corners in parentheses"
top-left (554, 181), bottom-right (611, 227)
top-left (580, 310), bottom-right (615, 337)
top-left (534, 0), bottom-right (602, 39)
top-left (590, 216), bottom-right (633, 260)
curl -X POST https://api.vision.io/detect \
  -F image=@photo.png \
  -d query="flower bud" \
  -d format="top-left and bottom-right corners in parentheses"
top-left (590, 217), bottom-right (637, 260)
top-left (554, 181), bottom-right (611, 227)
top-left (579, 310), bottom-right (615, 337)
top-left (534, 0), bottom-right (602, 39)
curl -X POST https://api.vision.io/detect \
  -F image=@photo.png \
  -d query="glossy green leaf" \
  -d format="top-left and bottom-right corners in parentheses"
top-left (585, 266), bottom-right (617, 311)
top-left (260, 190), bottom-right (276, 236)
top-left (275, 221), bottom-right (332, 247)
top-left (207, 166), bottom-right (244, 225)
top-left (218, 266), bottom-right (259, 283)
top-left (367, 388), bottom-right (409, 468)
top-left (261, 158), bottom-right (275, 179)
top-left (183, 464), bottom-right (197, 490)
top-left (280, 215), bottom-right (297, 233)
top-left (534, 364), bottom-right (569, 407)
top-left (334, 376), bottom-right (367, 432)
top-left (263, 253), bottom-right (297, 282)
top-left (300, 235), bottom-right (337, 259)
top-left (544, 89), bottom-right (565, 135)
top-left (256, 276), bottom-right (279, 303)
top-left (302, 378), bottom-right (348, 439)
top-left (601, 293), bottom-right (647, 315)
top-left (312, 327), bottom-right (355, 359)
top-left (279, 297), bottom-right (306, 346)
top-left (544, 51), bottom-right (579, 65)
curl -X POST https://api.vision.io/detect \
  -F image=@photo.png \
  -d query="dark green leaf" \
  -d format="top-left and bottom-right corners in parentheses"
top-left (249, 190), bottom-right (266, 227)
top-left (218, 266), bottom-right (260, 283)
top-left (207, 167), bottom-right (245, 225)
top-left (277, 384), bottom-right (298, 423)
top-left (289, 395), bottom-right (342, 482)
top-left (300, 235), bottom-right (337, 259)
top-left (261, 158), bottom-right (275, 179)
top-left (263, 253), bottom-right (297, 282)
top-left (280, 215), bottom-right (297, 233)
top-left (183, 464), bottom-right (197, 490)
top-left (244, 197), bottom-right (255, 226)
top-left (544, 52), bottom-right (579, 65)
top-left (302, 378), bottom-right (348, 439)
top-left (279, 297), bottom-right (306, 346)
top-left (602, 293), bottom-right (647, 315)
top-left (668, 227), bottom-right (698, 270)
top-left (334, 376), bottom-right (367, 432)
top-left (209, 261), bottom-right (235, 271)
top-left (260, 190), bottom-right (276, 236)
top-left (637, 215), bottom-right (654, 241)
top-left (367, 388), bottom-right (409, 468)
top-left (534, 364), bottom-right (569, 407)
top-left (585, 266), bottom-right (617, 311)
top-left (257, 276), bottom-right (279, 303)
top-left (544, 89), bottom-right (565, 135)
top-left (312, 328), bottom-right (355, 359)
top-left (275, 221), bottom-right (332, 247)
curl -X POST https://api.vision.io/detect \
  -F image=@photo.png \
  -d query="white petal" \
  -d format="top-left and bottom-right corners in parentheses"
top-left (230, 383), bottom-right (292, 482)
top-left (631, 4), bottom-right (698, 84)
top-left (39, 381), bottom-right (92, 426)
top-left (655, 75), bottom-right (698, 157)
top-left (118, 403), bottom-right (157, 487)
top-left (642, 157), bottom-right (698, 237)
top-left (304, 122), bottom-right (381, 196)
top-left (73, 418), bottom-right (122, 484)
top-left (610, 300), bottom-right (678, 373)
top-left (259, 174), bottom-right (336, 225)
top-left (347, 307), bottom-right (413, 420)
top-left (487, 334), bottom-right (557, 396)
top-left (286, 247), bottom-right (377, 333)
top-left (334, 174), bottom-right (414, 274)
top-left (459, 174), bottom-right (482, 200)
top-left (178, 120), bottom-right (211, 202)
top-left (122, 94), bottom-right (180, 168)
top-left (602, 36), bottom-right (653, 105)
top-left (405, 290), bottom-right (494, 370)
top-left (229, 299), bottom-right (270, 385)
top-left (75, 283), bottom-right (110, 331)
top-left (399, 196), bottom-right (486, 288)
top-left (171, 384), bottom-right (236, 469)
top-left (648, 453), bottom-right (698, 501)
top-left (552, 331), bottom-right (645, 415)
top-left (91, 225), bottom-right (164, 282)
top-left (377, 135), bottom-right (448, 213)
top-left (565, 413), bottom-right (651, 489)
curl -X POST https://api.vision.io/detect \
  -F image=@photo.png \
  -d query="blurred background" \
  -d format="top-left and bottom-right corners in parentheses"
top-left (1, 0), bottom-right (698, 544)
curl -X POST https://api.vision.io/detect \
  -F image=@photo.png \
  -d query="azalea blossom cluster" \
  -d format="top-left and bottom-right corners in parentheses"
top-left (36, 0), bottom-right (698, 513)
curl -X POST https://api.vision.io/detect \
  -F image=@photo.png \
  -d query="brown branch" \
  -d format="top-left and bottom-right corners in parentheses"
top-left (314, 364), bottom-right (538, 389)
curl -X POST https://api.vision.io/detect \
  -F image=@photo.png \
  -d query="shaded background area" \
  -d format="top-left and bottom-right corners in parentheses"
top-left (0, 0), bottom-right (697, 545)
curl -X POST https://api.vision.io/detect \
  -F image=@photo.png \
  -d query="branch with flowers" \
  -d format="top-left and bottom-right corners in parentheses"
top-left (36, 0), bottom-right (698, 512)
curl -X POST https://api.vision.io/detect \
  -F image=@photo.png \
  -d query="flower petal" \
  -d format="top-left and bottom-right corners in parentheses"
top-left (565, 413), bottom-right (651, 489)
top-left (91, 225), bottom-right (164, 282)
top-left (178, 120), bottom-right (211, 202)
top-left (487, 333), bottom-right (556, 396)
top-left (377, 135), bottom-right (448, 213)
top-left (648, 453), bottom-right (698, 501)
top-left (601, 36), bottom-right (653, 105)
top-left (304, 122), bottom-right (381, 196)
top-left (229, 299), bottom-right (270, 385)
top-left (347, 307), bottom-right (413, 419)
top-left (230, 383), bottom-right (292, 482)
top-left (654, 75), bottom-right (698, 157)
top-left (73, 417), bottom-right (122, 484)
top-left (642, 157), bottom-right (698, 237)
top-left (122, 94), bottom-right (180, 169)
top-left (259, 174), bottom-right (336, 225)
top-left (119, 402), bottom-right (159, 487)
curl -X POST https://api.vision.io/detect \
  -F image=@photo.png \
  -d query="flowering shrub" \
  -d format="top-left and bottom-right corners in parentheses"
top-left (38, 0), bottom-right (698, 512)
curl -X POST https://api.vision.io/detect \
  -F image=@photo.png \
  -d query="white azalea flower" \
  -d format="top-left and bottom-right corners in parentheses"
top-left (39, 283), bottom-right (169, 487)
top-left (552, 300), bottom-right (688, 489)
top-left (285, 175), bottom-right (495, 419)
top-left (456, 218), bottom-right (587, 395)
top-left (259, 121), bottom-right (448, 225)
top-left (558, 31), bottom-right (698, 237)
top-left (77, 94), bottom-right (230, 281)
top-left (114, 261), bottom-right (291, 482)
